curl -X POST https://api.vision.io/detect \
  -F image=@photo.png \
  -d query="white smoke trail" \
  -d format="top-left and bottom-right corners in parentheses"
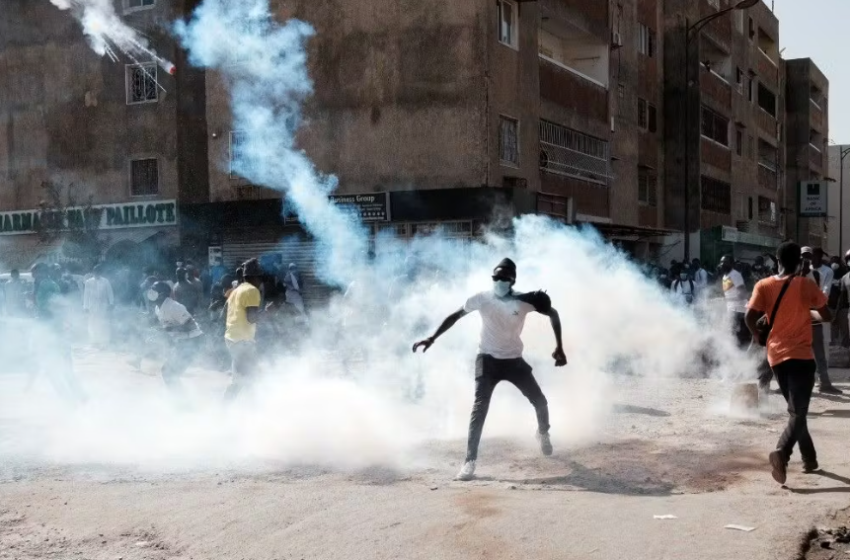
top-left (48, 0), bottom-right (175, 75)
top-left (0, 0), bottom-right (761, 475)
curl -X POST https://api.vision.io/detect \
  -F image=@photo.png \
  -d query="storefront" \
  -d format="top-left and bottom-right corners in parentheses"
top-left (0, 200), bottom-right (180, 272)
top-left (700, 225), bottom-right (782, 269)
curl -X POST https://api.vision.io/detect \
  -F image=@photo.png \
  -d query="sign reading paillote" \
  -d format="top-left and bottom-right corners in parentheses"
top-left (0, 200), bottom-right (178, 235)
top-left (798, 181), bottom-right (828, 218)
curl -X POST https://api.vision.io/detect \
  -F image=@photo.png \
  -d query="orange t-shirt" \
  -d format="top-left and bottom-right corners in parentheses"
top-left (748, 275), bottom-right (826, 367)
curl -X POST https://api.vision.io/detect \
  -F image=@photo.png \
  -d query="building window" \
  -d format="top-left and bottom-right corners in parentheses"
top-left (637, 24), bottom-right (654, 57)
top-left (125, 0), bottom-right (155, 12)
top-left (500, 116), bottom-right (519, 166)
top-left (637, 98), bottom-right (647, 129)
top-left (748, 17), bottom-right (755, 40)
top-left (498, 0), bottom-right (518, 50)
top-left (638, 172), bottom-right (657, 206)
top-left (130, 158), bottom-right (159, 196)
top-left (747, 76), bottom-right (754, 102)
top-left (539, 120), bottom-right (610, 184)
top-left (758, 196), bottom-right (777, 224)
top-left (700, 106), bottom-right (729, 146)
top-left (701, 176), bottom-right (731, 214)
top-left (736, 67), bottom-right (743, 86)
top-left (648, 104), bottom-right (657, 133)
top-left (230, 131), bottom-right (252, 179)
top-left (126, 63), bottom-right (158, 104)
top-left (757, 83), bottom-right (777, 117)
top-left (736, 130), bottom-right (743, 156)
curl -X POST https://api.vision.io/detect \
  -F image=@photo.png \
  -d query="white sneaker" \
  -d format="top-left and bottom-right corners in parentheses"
top-left (537, 432), bottom-right (553, 456)
top-left (455, 460), bottom-right (476, 481)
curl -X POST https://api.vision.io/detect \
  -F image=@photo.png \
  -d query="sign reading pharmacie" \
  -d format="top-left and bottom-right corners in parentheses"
top-left (284, 192), bottom-right (391, 224)
top-left (0, 200), bottom-right (178, 236)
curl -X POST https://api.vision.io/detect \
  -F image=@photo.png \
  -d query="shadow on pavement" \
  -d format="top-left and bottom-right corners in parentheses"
top-left (613, 404), bottom-right (671, 417)
top-left (810, 409), bottom-right (850, 419)
top-left (788, 470), bottom-right (850, 494)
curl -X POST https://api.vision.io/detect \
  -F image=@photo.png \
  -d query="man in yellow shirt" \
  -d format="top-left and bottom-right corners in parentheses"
top-left (224, 258), bottom-right (263, 401)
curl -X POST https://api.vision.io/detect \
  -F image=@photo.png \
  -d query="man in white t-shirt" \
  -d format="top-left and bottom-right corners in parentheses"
top-left (149, 281), bottom-right (204, 395)
top-left (412, 258), bottom-right (567, 481)
top-left (720, 255), bottom-right (749, 348)
top-left (691, 259), bottom-right (709, 291)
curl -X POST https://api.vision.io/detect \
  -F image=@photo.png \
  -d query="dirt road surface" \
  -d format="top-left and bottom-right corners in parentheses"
top-left (1, 355), bottom-right (849, 560)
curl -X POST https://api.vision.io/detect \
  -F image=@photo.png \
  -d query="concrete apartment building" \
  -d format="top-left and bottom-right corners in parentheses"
top-left (193, 0), bottom-right (670, 268)
top-left (785, 58), bottom-right (829, 250)
top-left (827, 144), bottom-right (850, 258)
top-left (0, 0), bottom-right (208, 269)
top-left (662, 0), bottom-right (784, 266)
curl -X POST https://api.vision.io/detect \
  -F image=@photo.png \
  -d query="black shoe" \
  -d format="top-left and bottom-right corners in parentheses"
top-left (803, 460), bottom-right (820, 473)
top-left (819, 385), bottom-right (844, 395)
top-left (769, 451), bottom-right (787, 484)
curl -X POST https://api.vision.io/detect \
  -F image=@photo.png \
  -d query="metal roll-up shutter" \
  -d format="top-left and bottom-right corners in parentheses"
top-left (222, 228), bottom-right (333, 308)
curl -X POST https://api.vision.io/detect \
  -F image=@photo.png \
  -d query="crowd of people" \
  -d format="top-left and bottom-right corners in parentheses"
top-left (0, 256), bottom-right (310, 404)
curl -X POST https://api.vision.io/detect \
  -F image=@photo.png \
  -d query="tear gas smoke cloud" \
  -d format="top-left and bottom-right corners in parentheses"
top-left (0, 0), bottom-right (760, 474)
top-left (48, 0), bottom-right (175, 74)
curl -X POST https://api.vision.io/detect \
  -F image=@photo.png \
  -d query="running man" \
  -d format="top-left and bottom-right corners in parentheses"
top-left (746, 242), bottom-right (833, 484)
top-left (223, 258), bottom-right (263, 401)
top-left (149, 281), bottom-right (204, 397)
top-left (412, 258), bottom-right (567, 481)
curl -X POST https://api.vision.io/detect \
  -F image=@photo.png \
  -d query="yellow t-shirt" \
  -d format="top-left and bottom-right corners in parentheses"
top-left (225, 283), bottom-right (262, 342)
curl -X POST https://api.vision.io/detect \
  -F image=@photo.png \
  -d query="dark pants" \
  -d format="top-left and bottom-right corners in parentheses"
top-left (757, 356), bottom-right (773, 391)
top-left (732, 312), bottom-right (750, 348)
top-left (466, 354), bottom-right (550, 462)
top-left (162, 336), bottom-right (203, 393)
top-left (773, 359), bottom-right (817, 465)
top-left (812, 324), bottom-right (833, 386)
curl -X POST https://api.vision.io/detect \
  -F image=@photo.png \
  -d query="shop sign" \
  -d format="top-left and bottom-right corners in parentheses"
top-left (285, 193), bottom-right (390, 224)
top-left (0, 200), bottom-right (178, 236)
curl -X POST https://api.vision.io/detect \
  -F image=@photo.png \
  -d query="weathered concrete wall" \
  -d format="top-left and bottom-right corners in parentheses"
top-left (0, 0), bottom-right (208, 211)
top-left (206, 0), bottom-right (489, 202)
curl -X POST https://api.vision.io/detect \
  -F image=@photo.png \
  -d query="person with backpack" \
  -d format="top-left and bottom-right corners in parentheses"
top-left (745, 242), bottom-right (833, 484)
top-left (671, 264), bottom-right (697, 305)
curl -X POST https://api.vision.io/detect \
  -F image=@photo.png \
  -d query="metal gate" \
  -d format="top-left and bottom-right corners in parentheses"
top-left (221, 228), bottom-right (333, 308)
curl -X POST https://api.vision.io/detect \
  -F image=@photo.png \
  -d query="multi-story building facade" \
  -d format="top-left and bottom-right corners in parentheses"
top-left (785, 58), bottom-right (829, 249)
top-left (0, 0), bottom-right (208, 270)
top-left (193, 0), bottom-right (671, 271)
top-left (827, 145), bottom-right (850, 257)
top-left (662, 0), bottom-right (784, 266)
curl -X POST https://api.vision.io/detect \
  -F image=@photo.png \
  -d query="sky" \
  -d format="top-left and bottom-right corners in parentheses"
top-left (772, 0), bottom-right (848, 143)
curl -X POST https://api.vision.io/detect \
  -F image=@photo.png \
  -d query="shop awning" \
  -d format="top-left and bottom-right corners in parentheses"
top-left (582, 222), bottom-right (678, 241)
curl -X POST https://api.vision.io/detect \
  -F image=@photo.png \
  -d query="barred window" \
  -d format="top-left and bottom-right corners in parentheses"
top-left (500, 116), bottom-right (519, 166)
top-left (539, 120), bottom-right (610, 184)
top-left (230, 131), bottom-right (251, 178)
top-left (126, 0), bottom-right (155, 9)
top-left (130, 158), bottom-right (159, 196)
top-left (758, 196), bottom-right (776, 224)
top-left (638, 172), bottom-right (657, 207)
top-left (127, 63), bottom-right (157, 104)
top-left (701, 176), bottom-right (731, 214)
top-left (701, 106), bottom-right (729, 146)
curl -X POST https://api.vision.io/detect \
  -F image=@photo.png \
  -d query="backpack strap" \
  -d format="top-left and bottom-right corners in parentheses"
top-left (768, 277), bottom-right (794, 326)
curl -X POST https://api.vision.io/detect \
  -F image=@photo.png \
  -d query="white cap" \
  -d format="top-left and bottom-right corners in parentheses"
top-left (801, 246), bottom-right (813, 255)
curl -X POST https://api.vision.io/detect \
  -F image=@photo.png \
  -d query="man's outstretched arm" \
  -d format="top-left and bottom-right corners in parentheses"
top-left (546, 307), bottom-right (567, 367)
top-left (412, 308), bottom-right (469, 353)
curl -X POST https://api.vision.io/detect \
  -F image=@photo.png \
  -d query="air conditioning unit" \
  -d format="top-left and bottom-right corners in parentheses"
top-left (611, 32), bottom-right (623, 48)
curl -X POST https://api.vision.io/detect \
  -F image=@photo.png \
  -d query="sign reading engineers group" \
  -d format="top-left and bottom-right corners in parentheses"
top-left (285, 192), bottom-right (390, 224)
top-left (0, 200), bottom-right (178, 235)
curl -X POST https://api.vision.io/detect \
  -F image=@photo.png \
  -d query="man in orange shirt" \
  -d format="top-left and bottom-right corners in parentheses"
top-left (746, 242), bottom-right (833, 485)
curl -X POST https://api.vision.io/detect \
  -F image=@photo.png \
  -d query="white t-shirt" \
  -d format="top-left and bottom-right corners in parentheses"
top-left (463, 291), bottom-right (540, 359)
top-left (693, 268), bottom-right (709, 288)
top-left (817, 264), bottom-right (834, 296)
top-left (155, 297), bottom-right (203, 340)
top-left (722, 270), bottom-right (747, 313)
